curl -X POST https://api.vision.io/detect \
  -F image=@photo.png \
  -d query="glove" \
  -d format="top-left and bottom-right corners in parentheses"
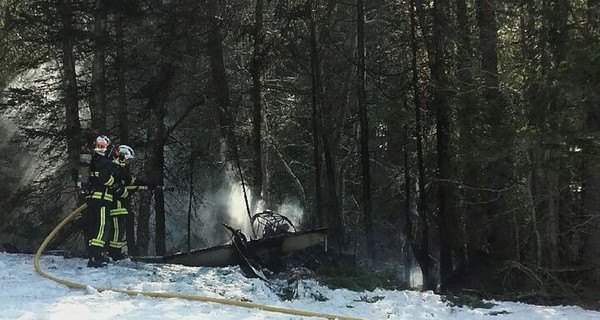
top-left (109, 183), bottom-right (127, 199)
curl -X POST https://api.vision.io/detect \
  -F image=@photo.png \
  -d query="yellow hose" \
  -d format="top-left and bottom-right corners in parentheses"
top-left (33, 204), bottom-right (365, 320)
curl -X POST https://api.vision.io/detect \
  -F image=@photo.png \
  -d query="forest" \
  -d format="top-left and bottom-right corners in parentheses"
top-left (1, 0), bottom-right (600, 308)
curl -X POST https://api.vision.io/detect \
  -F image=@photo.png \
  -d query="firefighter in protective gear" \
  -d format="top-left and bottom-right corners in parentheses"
top-left (107, 145), bottom-right (149, 261)
top-left (85, 135), bottom-right (125, 267)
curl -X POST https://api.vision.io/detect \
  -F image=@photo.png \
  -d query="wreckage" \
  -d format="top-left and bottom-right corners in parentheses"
top-left (133, 210), bottom-right (327, 279)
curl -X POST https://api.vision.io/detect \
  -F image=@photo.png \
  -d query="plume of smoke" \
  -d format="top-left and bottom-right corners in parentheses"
top-left (194, 173), bottom-right (254, 246)
top-left (273, 199), bottom-right (304, 230)
top-left (194, 177), bottom-right (306, 247)
top-left (163, 142), bottom-right (307, 249)
top-left (225, 180), bottom-right (254, 237)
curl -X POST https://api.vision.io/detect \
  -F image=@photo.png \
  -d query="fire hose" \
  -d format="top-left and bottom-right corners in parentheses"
top-left (33, 200), bottom-right (365, 320)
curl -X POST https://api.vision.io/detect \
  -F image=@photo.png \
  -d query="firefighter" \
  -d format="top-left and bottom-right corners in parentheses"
top-left (85, 135), bottom-right (125, 267)
top-left (107, 145), bottom-right (150, 261)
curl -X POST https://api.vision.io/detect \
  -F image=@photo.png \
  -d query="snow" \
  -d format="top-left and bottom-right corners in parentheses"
top-left (1, 252), bottom-right (599, 320)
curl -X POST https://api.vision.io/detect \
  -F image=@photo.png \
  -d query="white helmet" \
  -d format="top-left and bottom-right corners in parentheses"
top-left (117, 145), bottom-right (135, 160)
top-left (94, 135), bottom-right (111, 156)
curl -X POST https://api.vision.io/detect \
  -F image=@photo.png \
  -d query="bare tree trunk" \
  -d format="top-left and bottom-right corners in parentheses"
top-left (431, 0), bottom-right (453, 291)
top-left (546, 164), bottom-right (560, 267)
top-left (525, 150), bottom-right (542, 265)
top-left (582, 90), bottom-right (600, 281)
top-left (322, 108), bottom-right (343, 251)
top-left (115, 12), bottom-right (129, 143)
top-left (309, 0), bottom-right (323, 229)
top-left (137, 63), bottom-right (173, 256)
top-left (581, 0), bottom-right (600, 284)
top-left (137, 195), bottom-right (152, 255)
top-left (60, 0), bottom-right (82, 186)
top-left (187, 141), bottom-right (195, 252)
top-left (545, 0), bottom-right (570, 269)
top-left (90, 0), bottom-right (107, 133)
top-left (455, 0), bottom-right (475, 266)
top-left (207, 0), bottom-right (235, 158)
top-left (518, 0), bottom-right (538, 266)
top-left (403, 119), bottom-right (414, 285)
top-left (357, 0), bottom-right (375, 267)
top-left (114, 9), bottom-right (135, 254)
top-left (410, 0), bottom-right (433, 291)
top-left (153, 128), bottom-right (167, 256)
top-left (262, 113), bottom-right (270, 209)
top-left (475, 0), bottom-right (514, 262)
top-left (250, 0), bottom-right (265, 213)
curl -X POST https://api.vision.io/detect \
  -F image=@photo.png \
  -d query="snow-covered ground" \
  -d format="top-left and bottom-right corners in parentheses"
top-left (1, 252), bottom-right (599, 320)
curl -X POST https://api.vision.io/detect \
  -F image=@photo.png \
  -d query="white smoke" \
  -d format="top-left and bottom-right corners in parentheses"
top-left (273, 199), bottom-right (304, 230)
top-left (190, 176), bottom-right (255, 248)
top-left (191, 177), bottom-right (306, 248)
top-left (225, 180), bottom-right (255, 237)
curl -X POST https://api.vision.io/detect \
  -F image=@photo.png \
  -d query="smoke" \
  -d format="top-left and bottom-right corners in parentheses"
top-left (163, 142), bottom-right (306, 251)
top-left (192, 177), bottom-right (254, 247)
top-left (1, 61), bottom-right (67, 187)
top-left (273, 199), bottom-right (304, 230)
top-left (193, 177), bottom-right (306, 248)
top-left (225, 180), bottom-right (254, 236)
top-left (0, 118), bottom-right (17, 148)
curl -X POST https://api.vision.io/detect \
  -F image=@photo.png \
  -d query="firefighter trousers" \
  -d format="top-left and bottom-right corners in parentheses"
top-left (84, 198), bottom-right (114, 259)
top-left (107, 200), bottom-right (129, 257)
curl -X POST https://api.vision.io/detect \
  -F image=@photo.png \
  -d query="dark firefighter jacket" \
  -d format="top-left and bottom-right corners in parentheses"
top-left (110, 159), bottom-right (147, 215)
top-left (87, 153), bottom-right (123, 202)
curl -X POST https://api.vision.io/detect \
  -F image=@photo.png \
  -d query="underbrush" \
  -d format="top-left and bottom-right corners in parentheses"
top-left (316, 261), bottom-right (408, 292)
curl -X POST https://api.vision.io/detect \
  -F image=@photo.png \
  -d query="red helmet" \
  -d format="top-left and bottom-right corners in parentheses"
top-left (94, 135), bottom-right (111, 156)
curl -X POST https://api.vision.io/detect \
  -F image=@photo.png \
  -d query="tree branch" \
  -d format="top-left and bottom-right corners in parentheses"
top-left (162, 94), bottom-right (206, 142)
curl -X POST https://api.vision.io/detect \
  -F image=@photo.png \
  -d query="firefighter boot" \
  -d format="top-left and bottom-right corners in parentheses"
top-left (108, 248), bottom-right (126, 261)
top-left (87, 256), bottom-right (108, 268)
top-left (87, 247), bottom-right (109, 267)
